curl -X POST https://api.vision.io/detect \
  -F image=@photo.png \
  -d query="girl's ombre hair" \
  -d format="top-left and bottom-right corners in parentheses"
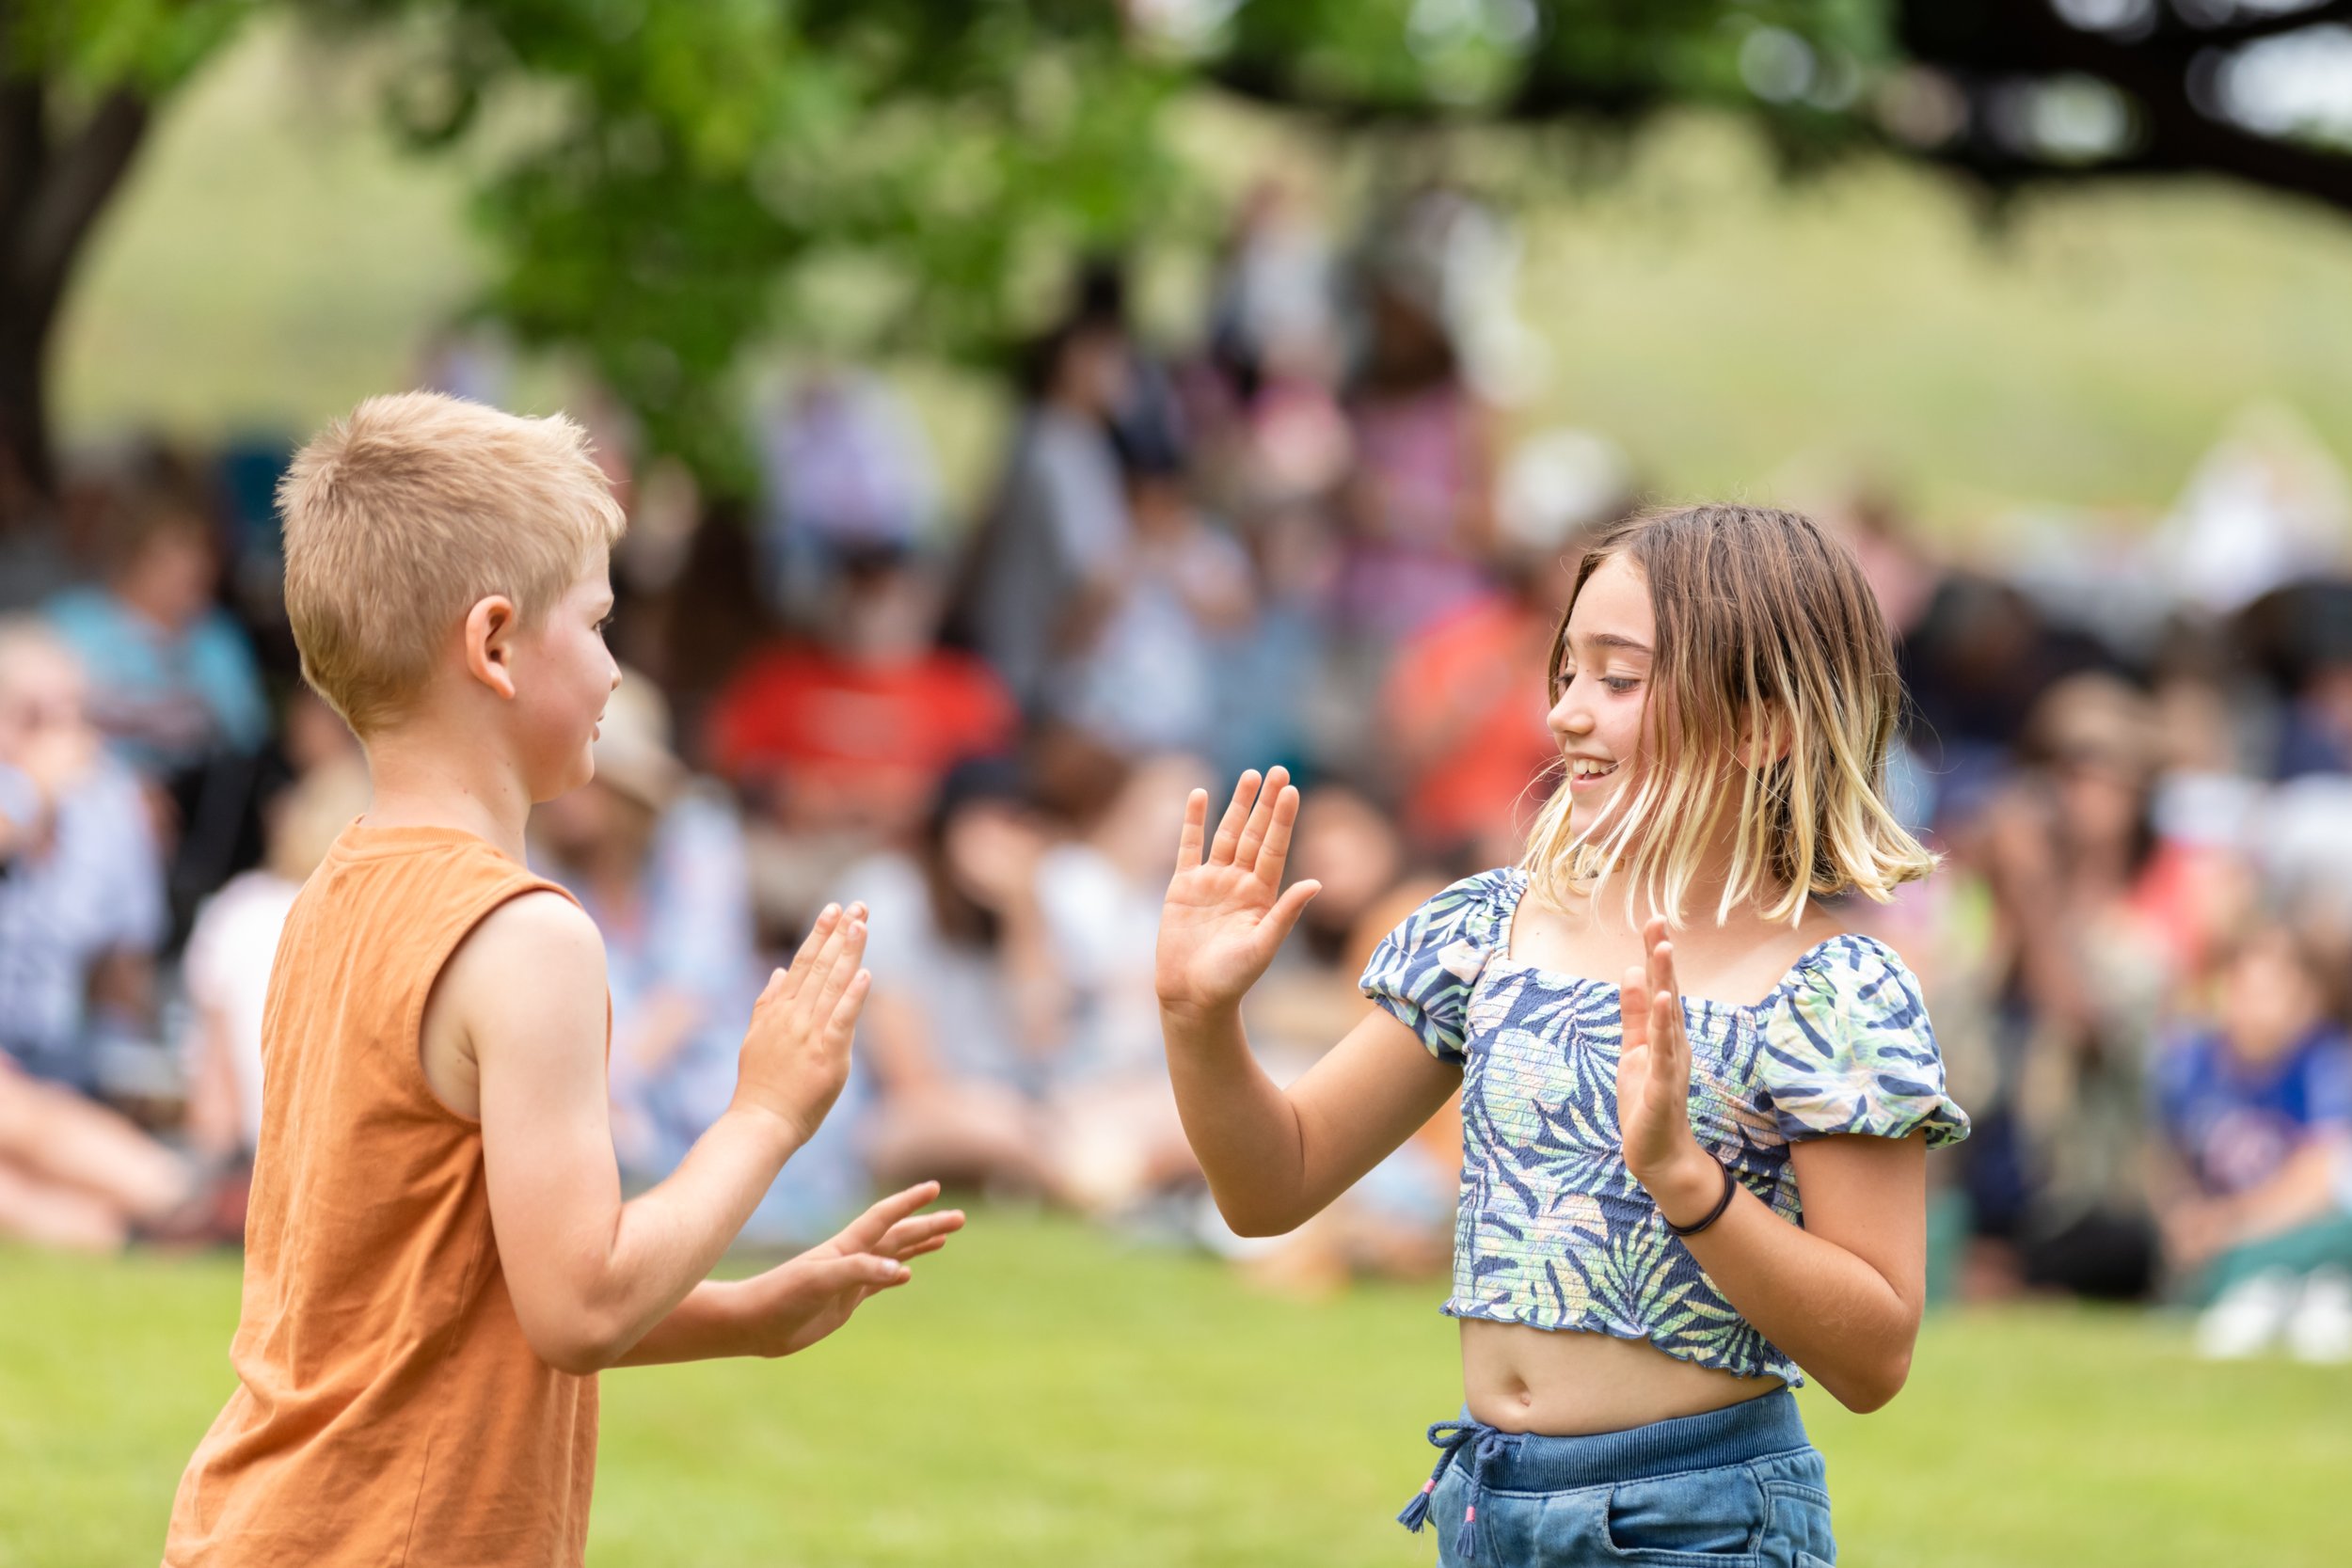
top-left (1519, 504), bottom-right (1935, 927)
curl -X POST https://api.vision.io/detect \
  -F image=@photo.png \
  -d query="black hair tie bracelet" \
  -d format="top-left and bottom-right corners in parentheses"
top-left (1662, 1159), bottom-right (1740, 1238)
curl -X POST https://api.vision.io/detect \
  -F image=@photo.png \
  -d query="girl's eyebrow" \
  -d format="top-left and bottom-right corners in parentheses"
top-left (1570, 631), bottom-right (1652, 656)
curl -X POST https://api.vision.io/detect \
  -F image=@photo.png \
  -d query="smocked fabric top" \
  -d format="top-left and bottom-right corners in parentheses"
top-left (1359, 867), bottom-right (1969, 1386)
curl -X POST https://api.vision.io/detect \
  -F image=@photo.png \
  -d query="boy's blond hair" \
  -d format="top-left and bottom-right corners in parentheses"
top-left (1520, 504), bottom-right (1937, 928)
top-left (278, 391), bottom-right (626, 736)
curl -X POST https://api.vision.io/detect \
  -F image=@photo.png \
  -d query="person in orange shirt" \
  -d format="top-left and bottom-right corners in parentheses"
top-left (165, 392), bottom-right (962, 1568)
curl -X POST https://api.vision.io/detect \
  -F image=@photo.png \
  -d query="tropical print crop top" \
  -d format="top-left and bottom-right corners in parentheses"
top-left (1359, 867), bottom-right (1970, 1386)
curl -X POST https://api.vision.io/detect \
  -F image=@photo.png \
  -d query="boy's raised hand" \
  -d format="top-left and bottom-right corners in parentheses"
top-left (732, 1181), bottom-right (966, 1359)
top-left (733, 902), bottom-right (871, 1146)
top-left (1155, 767), bottom-right (1322, 1021)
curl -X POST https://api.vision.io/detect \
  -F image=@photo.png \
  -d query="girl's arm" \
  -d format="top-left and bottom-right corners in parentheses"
top-left (1158, 768), bottom-right (1459, 1237)
top-left (1617, 922), bottom-right (1928, 1413)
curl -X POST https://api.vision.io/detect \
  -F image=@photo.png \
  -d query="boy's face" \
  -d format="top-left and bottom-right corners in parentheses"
top-left (508, 561), bottom-right (622, 803)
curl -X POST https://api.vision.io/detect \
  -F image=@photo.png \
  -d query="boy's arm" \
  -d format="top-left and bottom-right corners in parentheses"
top-left (461, 895), bottom-right (869, 1374)
top-left (615, 1182), bottom-right (964, 1366)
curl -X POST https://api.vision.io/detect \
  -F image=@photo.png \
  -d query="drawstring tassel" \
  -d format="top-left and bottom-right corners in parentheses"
top-left (1397, 1418), bottom-right (1508, 1560)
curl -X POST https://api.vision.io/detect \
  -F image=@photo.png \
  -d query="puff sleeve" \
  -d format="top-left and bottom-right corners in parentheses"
top-left (1757, 935), bottom-right (1970, 1148)
top-left (1357, 870), bottom-right (1513, 1066)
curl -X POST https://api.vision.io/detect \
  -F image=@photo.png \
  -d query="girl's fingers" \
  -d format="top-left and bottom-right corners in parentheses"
top-left (1253, 877), bottom-right (1321, 959)
top-left (1174, 788), bottom-right (1208, 873)
top-left (1250, 780), bottom-right (1302, 882)
top-left (1619, 963), bottom-right (1650, 1054)
top-left (1233, 765), bottom-right (1288, 870)
top-left (1206, 770), bottom-right (1262, 866)
top-left (1651, 989), bottom-right (1684, 1086)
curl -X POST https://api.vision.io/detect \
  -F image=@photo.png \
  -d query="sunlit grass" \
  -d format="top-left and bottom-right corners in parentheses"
top-left (3, 1211), bottom-right (2344, 1567)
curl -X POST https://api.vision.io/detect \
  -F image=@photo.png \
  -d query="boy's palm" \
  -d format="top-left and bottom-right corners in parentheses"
top-left (734, 903), bottom-right (871, 1144)
top-left (1155, 768), bottom-right (1322, 1016)
top-left (740, 1182), bottom-right (965, 1358)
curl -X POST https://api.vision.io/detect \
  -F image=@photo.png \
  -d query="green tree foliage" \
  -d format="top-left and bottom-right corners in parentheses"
top-left (11, 0), bottom-right (2352, 513)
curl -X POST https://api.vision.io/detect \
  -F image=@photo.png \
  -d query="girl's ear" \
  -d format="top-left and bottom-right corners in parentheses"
top-left (1737, 703), bottom-right (1791, 771)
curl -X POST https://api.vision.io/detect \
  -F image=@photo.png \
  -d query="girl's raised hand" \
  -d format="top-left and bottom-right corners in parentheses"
top-left (1154, 767), bottom-right (1322, 1021)
top-left (1614, 918), bottom-right (1714, 1207)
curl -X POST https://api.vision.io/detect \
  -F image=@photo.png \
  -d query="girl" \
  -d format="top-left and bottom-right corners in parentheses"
top-left (1156, 505), bottom-right (1969, 1565)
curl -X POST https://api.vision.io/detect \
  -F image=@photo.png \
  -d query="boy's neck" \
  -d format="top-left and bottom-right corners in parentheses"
top-left (358, 720), bottom-right (534, 864)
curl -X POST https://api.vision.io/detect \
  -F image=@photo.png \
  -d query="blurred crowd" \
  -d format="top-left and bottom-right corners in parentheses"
top-left (4, 181), bottom-right (2350, 1349)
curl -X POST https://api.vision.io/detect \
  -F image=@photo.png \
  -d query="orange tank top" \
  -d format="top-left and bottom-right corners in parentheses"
top-left (166, 824), bottom-right (599, 1567)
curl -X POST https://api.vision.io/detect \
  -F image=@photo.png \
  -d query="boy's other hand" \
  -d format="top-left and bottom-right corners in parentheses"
top-left (736, 1181), bottom-right (965, 1358)
top-left (1155, 767), bottom-right (1321, 1022)
top-left (733, 902), bottom-right (870, 1146)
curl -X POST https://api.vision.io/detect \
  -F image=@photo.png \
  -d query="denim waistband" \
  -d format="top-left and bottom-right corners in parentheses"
top-left (1398, 1389), bottom-right (1810, 1562)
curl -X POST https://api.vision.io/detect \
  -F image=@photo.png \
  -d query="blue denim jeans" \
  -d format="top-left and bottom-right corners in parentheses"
top-left (1398, 1390), bottom-right (1836, 1566)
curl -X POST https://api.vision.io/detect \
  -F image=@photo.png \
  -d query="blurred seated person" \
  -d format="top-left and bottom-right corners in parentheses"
top-left (0, 619), bottom-right (167, 1095)
top-left (1332, 231), bottom-right (1497, 643)
top-left (1235, 781), bottom-right (1456, 1292)
top-left (707, 545), bottom-right (1017, 846)
top-left (0, 1053), bottom-right (227, 1251)
top-left (45, 487), bottom-right (269, 780)
top-left (180, 739), bottom-right (370, 1160)
top-left (535, 673), bottom-right (865, 1244)
top-left (832, 758), bottom-right (1074, 1199)
top-left (944, 305), bottom-right (1134, 718)
top-left (1377, 436), bottom-right (1605, 867)
top-left (754, 366), bottom-right (940, 621)
top-left (1969, 673), bottom-right (2175, 1299)
top-left (1030, 754), bottom-right (1214, 1215)
top-left (1056, 427), bottom-right (1255, 759)
top-left (2153, 922), bottom-right (2352, 1360)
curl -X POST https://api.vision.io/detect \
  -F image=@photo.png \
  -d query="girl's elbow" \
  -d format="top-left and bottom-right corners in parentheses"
top-left (1828, 1346), bottom-right (1913, 1414)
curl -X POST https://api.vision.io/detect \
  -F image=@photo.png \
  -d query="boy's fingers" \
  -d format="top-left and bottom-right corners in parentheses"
top-left (1233, 765), bottom-right (1288, 870)
top-left (802, 919), bottom-right (868, 1025)
top-left (1175, 788), bottom-right (1208, 873)
top-left (1207, 770), bottom-right (1261, 866)
top-left (825, 970), bottom-right (872, 1039)
top-left (773, 905), bottom-right (840, 1003)
top-left (838, 1180), bottom-right (944, 1252)
top-left (810, 1254), bottom-right (910, 1295)
top-left (880, 1210), bottom-right (966, 1256)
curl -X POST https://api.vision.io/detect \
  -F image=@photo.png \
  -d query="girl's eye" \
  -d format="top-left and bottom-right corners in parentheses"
top-left (596, 614), bottom-right (616, 637)
top-left (1603, 676), bottom-right (1639, 694)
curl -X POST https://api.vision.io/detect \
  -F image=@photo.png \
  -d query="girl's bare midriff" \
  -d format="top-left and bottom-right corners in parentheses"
top-left (1462, 1318), bottom-right (1784, 1435)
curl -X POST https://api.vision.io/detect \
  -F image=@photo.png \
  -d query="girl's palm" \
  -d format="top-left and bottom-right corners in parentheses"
top-left (1155, 767), bottom-right (1322, 1016)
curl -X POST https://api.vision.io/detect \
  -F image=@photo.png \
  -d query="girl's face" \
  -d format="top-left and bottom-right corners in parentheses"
top-left (1547, 552), bottom-right (1655, 825)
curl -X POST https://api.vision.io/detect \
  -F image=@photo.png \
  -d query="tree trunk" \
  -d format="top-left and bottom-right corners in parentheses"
top-left (0, 62), bottom-right (151, 532)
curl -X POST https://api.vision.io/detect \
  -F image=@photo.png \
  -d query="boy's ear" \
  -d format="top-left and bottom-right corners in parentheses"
top-left (463, 594), bottom-right (520, 702)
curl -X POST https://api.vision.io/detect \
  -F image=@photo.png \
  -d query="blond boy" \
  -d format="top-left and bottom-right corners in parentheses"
top-left (164, 392), bottom-right (961, 1567)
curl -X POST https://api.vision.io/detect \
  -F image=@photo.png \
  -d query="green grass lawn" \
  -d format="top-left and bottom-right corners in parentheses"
top-left (2, 1212), bottom-right (2343, 1566)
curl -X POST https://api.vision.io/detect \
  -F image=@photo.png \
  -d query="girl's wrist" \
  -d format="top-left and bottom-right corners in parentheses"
top-left (1639, 1147), bottom-right (1725, 1227)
